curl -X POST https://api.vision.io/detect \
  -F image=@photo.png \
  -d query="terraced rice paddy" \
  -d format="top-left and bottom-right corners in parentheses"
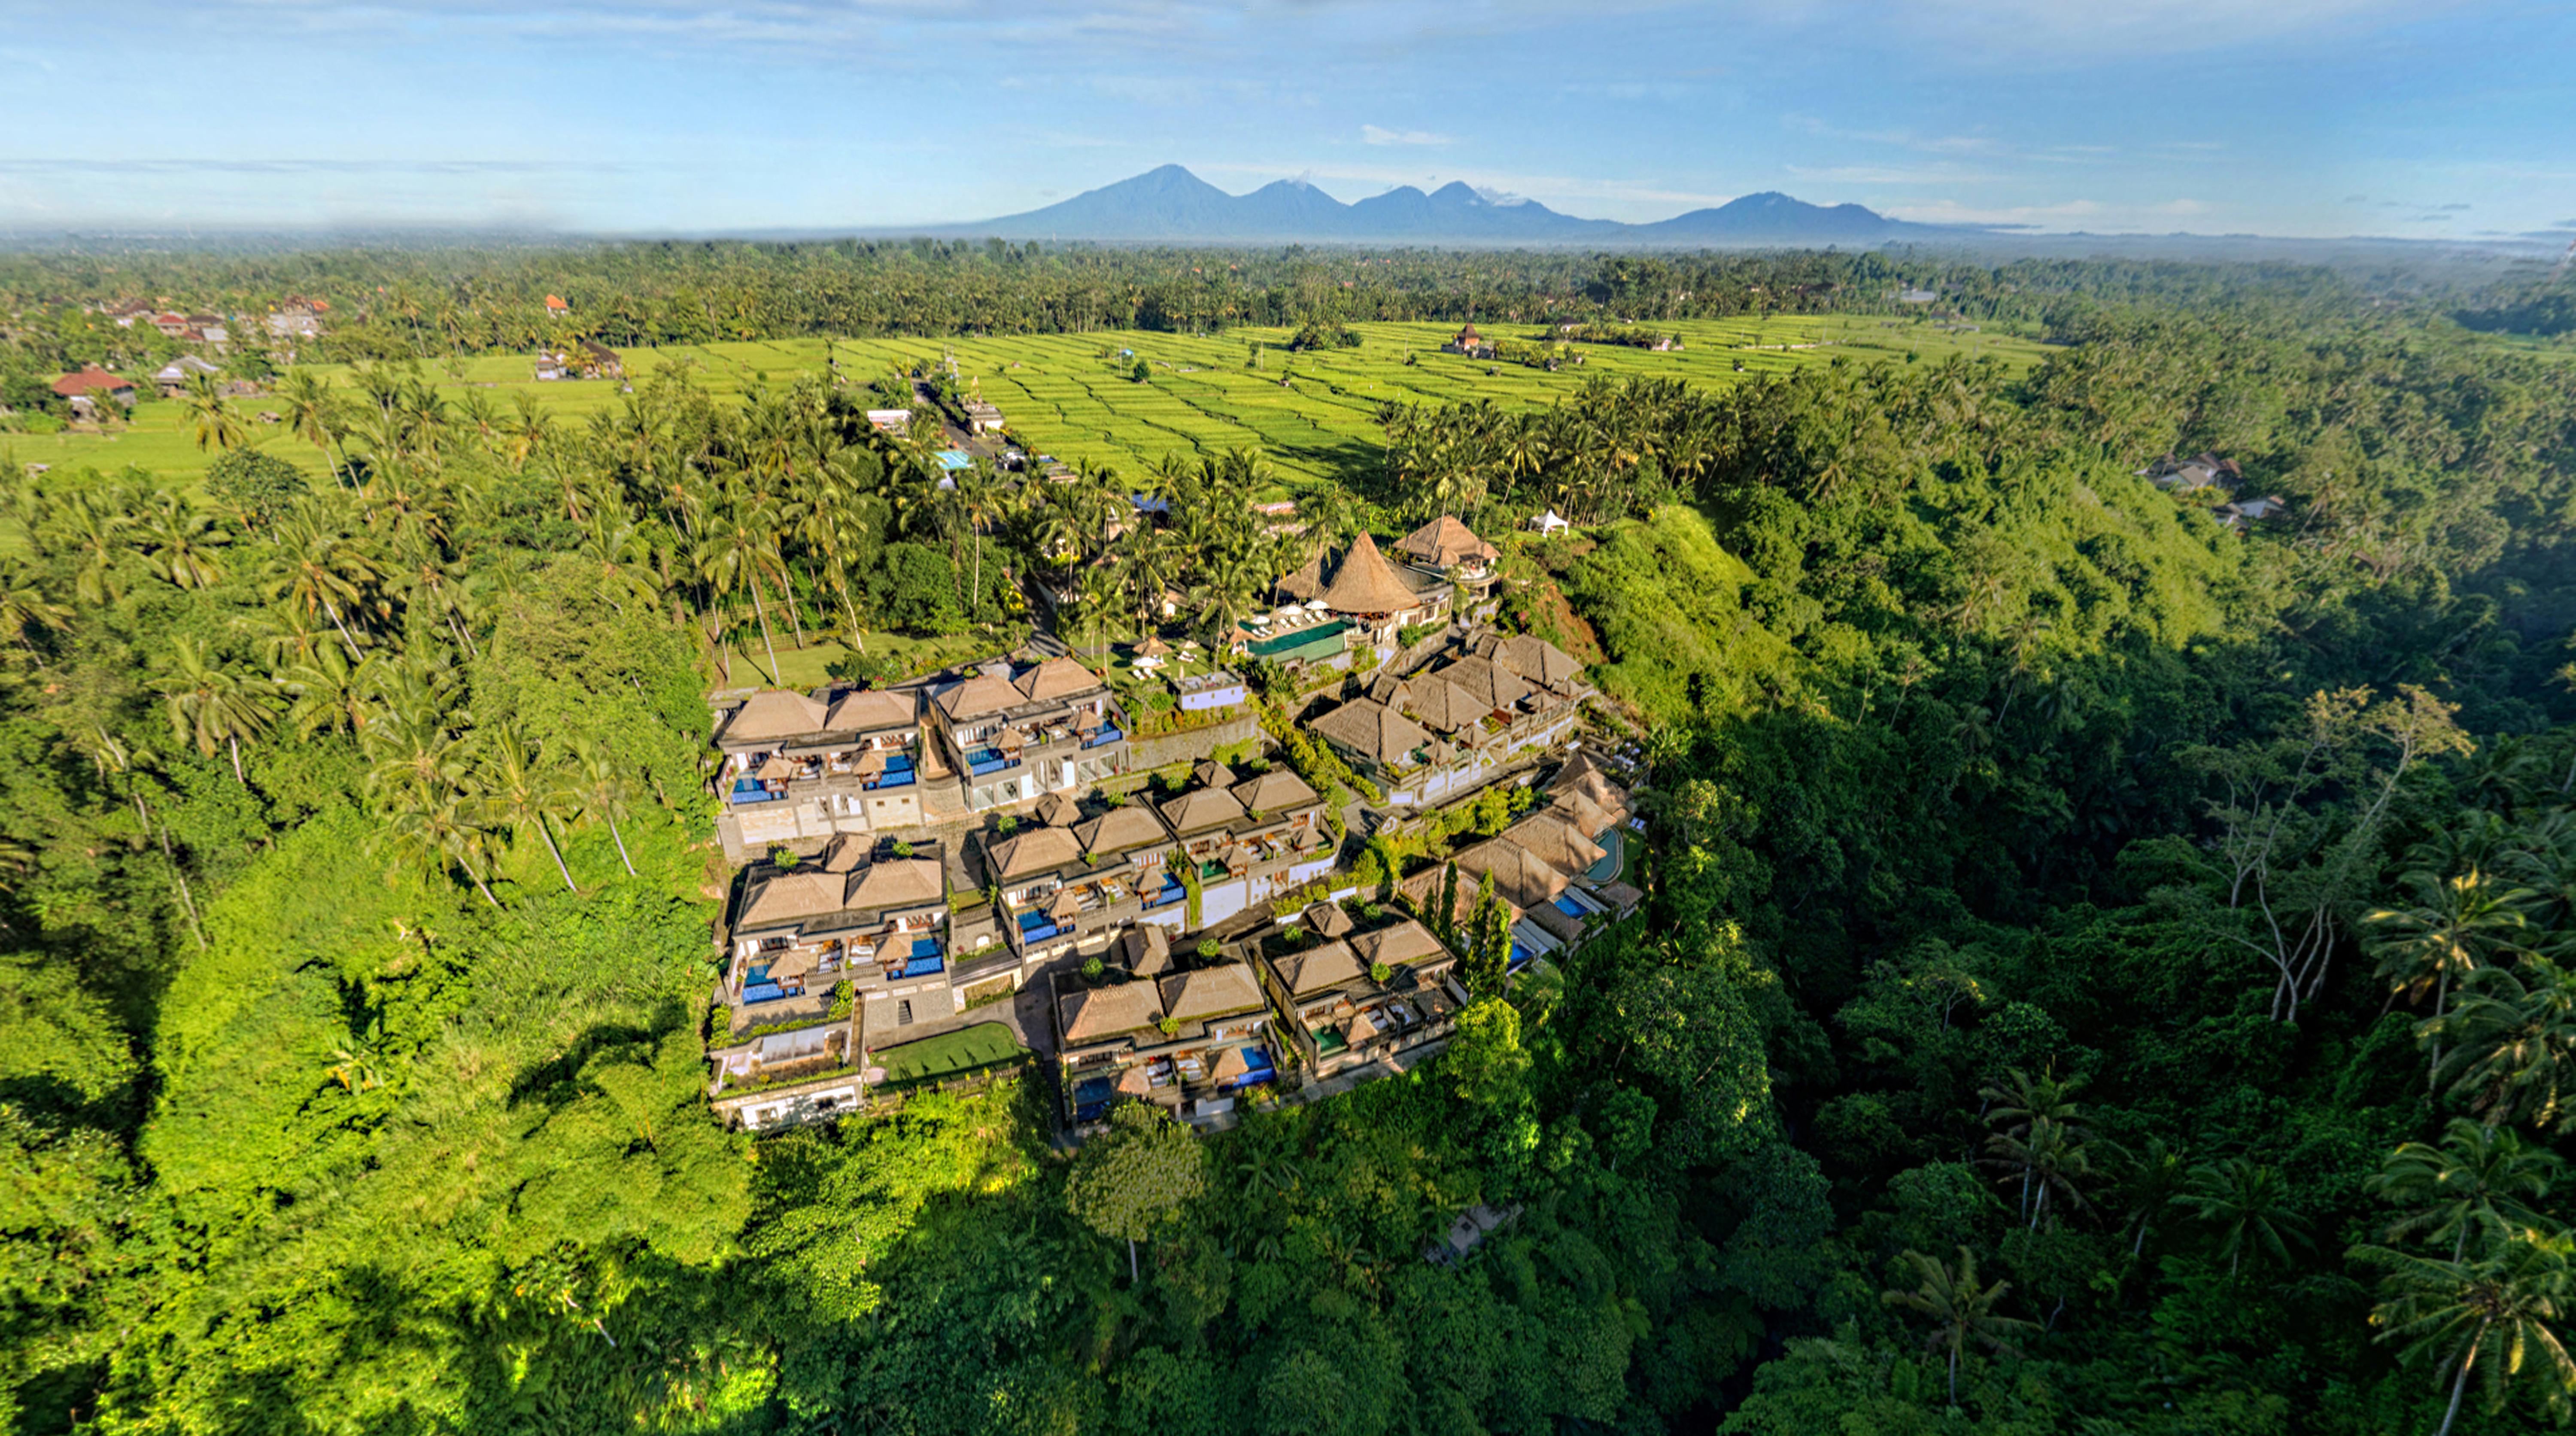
top-left (9, 314), bottom-right (2056, 490)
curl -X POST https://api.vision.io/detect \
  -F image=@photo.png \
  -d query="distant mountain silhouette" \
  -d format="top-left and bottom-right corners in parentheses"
top-left (959, 165), bottom-right (1963, 246)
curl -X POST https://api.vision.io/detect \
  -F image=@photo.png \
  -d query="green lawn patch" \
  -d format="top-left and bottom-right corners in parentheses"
top-left (873, 1021), bottom-right (1027, 1086)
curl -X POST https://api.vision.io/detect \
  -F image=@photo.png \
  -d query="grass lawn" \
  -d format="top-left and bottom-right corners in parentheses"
top-left (874, 1021), bottom-right (1027, 1086)
top-left (713, 623), bottom-right (1031, 692)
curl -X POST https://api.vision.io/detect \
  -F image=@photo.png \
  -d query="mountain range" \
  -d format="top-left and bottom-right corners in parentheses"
top-left (952, 164), bottom-right (1965, 246)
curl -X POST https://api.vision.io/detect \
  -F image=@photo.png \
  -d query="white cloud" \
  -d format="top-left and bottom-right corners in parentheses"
top-left (1361, 125), bottom-right (1452, 146)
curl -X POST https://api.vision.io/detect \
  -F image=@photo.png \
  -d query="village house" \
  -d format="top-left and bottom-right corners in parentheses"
top-left (2138, 452), bottom-right (2241, 492)
top-left (1306, 628), bottom-right (1590, 808)
top-left (1054, 943), bottom-right (1277, 1128)
top-left (1257, 906), bottom-right (1467, 1080)
top-left (983, 800), bottom-right (1184, 966)
top-left (1440, 321), bottom-right (1496, 358)
top-left (152, 355), bottom-right (222, 398)
top-left (925, 656), bottom-right (1129, 814)
top-left (1154, 759), bottom-right (1338, 929)
top-left (52, 368), bottom-right (137, 413)
top-left (963, 399), bottom-right (1005, 435)
top-left (864, 408), bottom-right (913, 435)
top-left (714, 685), bottom-right (927, 846)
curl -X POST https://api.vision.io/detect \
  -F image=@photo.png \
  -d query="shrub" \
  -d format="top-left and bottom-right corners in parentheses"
top-left (1370, 962), bottom-right (1392, 985)
top-left (1196, 937), bottom-right (1220, 960)
top-left (893, 840), bottom-right (915, 858)
top-left (995, 815), bottom-right (1019, 837)
top-left (1082, 956), bottom-right (1105, 980)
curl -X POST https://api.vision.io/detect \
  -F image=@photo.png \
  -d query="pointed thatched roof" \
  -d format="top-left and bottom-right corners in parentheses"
top-left (986, 825), bottom-right (1084, 882)
top-left (824, 687), bottom-right (917, 733)
top-left (1117, 1064), bottom-right (1154, 1096)
top-left (1431, 656), bottom-right (1532, 714)
top-left (1058, 981), bottom-right (1165, 1044)
top-left (1303, 900), bottom-right (1355, 939)
top-left (1346, 1008), bottom-right (1381, 1044)
top-left (847, 857), bottom-right (944, 910)
top-left (1160, 787), bottom-right (1248, 838)
top-left (1309, 700), bottom-right (1431, 767)
top-left (1118, 923), bottom-right (1172, 977)
top-left (1033, 791), bottom-right (1081, 828)
top-left (1351, 919), bottom-right (1448, 972)
top-left (722, 690), bottom-right (832, 743)
top-left (1076, 805), bottom-right (1170, 858)
top-left (1319, 532), bottom-right (1421, 615)
top-left (817, 833), bottom-right (872, 872)
top-left (1016, 656), bottom-right (1098, 702)
top-left (1394, 674), bottom-right (1488, 734)
top-left (1212, 1046), bottom-right (1252, 1081)
top-left (1394, 514), bottom-right (1498, 570)
top-left (1276, 939), bottom-right (1363, 995)
top-left (1233, 769), bottom-right (1319, 816)
top-left (1484, 633), bottom-right (1584, 690)
top-left (1192, 758), bottom-right (1238, 790)
top-left (936, 670), bottom-right (1026, 722)
top-left (737, 870), bottom-right (848, 928)
top-left (1158, 964), bottom-right (1265, 1023)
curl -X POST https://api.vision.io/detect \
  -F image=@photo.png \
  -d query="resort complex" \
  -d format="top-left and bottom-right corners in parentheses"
top-left (697, 514), bottom-right (1642, 1135)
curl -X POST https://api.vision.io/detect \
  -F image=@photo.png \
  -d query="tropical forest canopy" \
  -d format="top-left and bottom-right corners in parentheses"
top-left (4, 243), bottom-right (2576, 1434)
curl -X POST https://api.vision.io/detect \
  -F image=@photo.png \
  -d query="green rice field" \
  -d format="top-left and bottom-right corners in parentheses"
top-left (6, 313), bottom-right (2057, 490)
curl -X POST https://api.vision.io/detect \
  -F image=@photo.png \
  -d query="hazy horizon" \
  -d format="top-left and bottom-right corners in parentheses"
top-left (3, 0), bottom-right (2572, 243)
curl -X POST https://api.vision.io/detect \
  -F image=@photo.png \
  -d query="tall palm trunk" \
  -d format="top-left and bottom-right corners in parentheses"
top-left (535, 816), bottom-right (575, 891)
top-left (322, 596), bottom-right (364, 662)
top-left (227, 735), bottom-right (245, 786)
top-left (137, 793), bottom-right (206, 950)
top-left (607, 812), bottom-right (636, 876)
top-left (747, 584), bottom-right (780, 684)
top-left (2438, 1336), bottom-right (2482, 1436)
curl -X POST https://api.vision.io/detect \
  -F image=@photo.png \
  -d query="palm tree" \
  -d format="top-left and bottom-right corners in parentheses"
top-left (1982, 1116), bottom-right (2098, 1231)
top-left (2369, 1118), bottom-right (2564, 1260)
top-left (273, 369), bottom-right (347, 485)
top-left (566, 738), bottom-right (640, 878)
top-left (0, 557), bottom-right (73, 657)
top-left (152, 635), bottom-right (276, 785)
top-left (1881, 1246), bottom-right (2035, 1406)
top-left (2173, 1157), bottom-right (2311, 1276)
top-left (2353, 1229), bottom-right (2576, 1436)
top-left (2369, 870), bottom-right (2535, 1086)
top-left (695, 506), bottom-right (787, 682)
top-left (2432, 955), bottom-right (2576, 1135)
top-left (181, 372), bottom-right (246, 452)
top-left (273, 644), bottom-right (383, 739)
top-left (263, 511), bottom-right (380, 661)
top-left (2112, 1138), bottom-right (2192, 1259)
top-left (375, 785), bottom-right (502, 908)
top-left (475, 724), bottom-right (579, 891)
top-left (135, 495), bottom-right (227, 590)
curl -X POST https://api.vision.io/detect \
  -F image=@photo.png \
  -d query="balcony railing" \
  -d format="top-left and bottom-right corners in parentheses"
top-left (1081, 724), bottom-right (1125, 750)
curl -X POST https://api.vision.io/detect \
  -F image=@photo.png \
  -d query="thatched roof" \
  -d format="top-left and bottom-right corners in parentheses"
top-left (737, 870), bottom-right (848, 928)
top-left (817, 833), bottom-right (872, 872)
top-left (723, 690), bottom-right (831, 743)
top-left (824, 687), bottom-right (917, 733)
top-left (1276, 939), bottom-right (1363, 995)
top-left (1395, 674), bottom-right (1489, 734)
top-left (1160, 787), bottom-right (1248, 838)
top-left (987, 825), bottom-right (1084, 882)
top-left (1346, 1008), bottom-right (1381, 1044)
top-left (1212, 1046), bottom-right (1252, 1081)
top-left (1075, 805), bottom-right (1169, 857)
top-left (1309, 700), bottom-right (1431, 767)
top-left (1192, 758), bottom-right (1238, 790)
top-left (1451, 836), bottom-right (1571, 910)
top-left (847, 857), bottom-right (945, 910)
top-left (1158, 964), bottom-right (1265, 1023)
top-left (1351, 919), bottom-right (1447, 973)
top-left (1484, 633), bottom-right (1584, 690)
top-left (1431, 656), bottom-right (1532, 714)
top-left (1233, 768), bottom-right (1320, 815)
top-left (1303, 900), bottom-right (1355, 939)
top-left (1117, 1065), bottom-right (1154, 1096)
top-left (1118, 923), bottom-right (1172, 976)
top-left (1033, 791), bottom-right (1081, 828)
top-left (1017, 656), bottom-right (1099, 702)
top-left (1394, 514), bottom-right (1498, 569)
top-left (1058, 981), bottom-right (1165, 1044)
top-left (936, 671), bottom-right (1025, 722)
top-left (1318, 532), bottom-right (1421, 615)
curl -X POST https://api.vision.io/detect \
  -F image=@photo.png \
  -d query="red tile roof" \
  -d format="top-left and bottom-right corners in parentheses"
top-left (52, 368), bottom-right (134, 398)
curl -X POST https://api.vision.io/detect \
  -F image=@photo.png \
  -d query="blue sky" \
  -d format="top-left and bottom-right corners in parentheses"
top-left (2, 0), bottom-right (2570, 239)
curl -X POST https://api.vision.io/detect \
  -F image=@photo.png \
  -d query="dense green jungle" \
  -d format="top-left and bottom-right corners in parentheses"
top-left (5, 245), bottom-right (2576, 1435)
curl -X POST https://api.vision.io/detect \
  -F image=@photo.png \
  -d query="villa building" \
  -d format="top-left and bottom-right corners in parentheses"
top-left (1392, 514), bottom-right (1501, 612)
top-left (924, 657), bottom-right (1129, 814)
top-left (1054, 948), bottom-right (1277, 1129)
top-left (1274, 531), bottom-right (1456, 652)
top-left (1155, 760), bottom-right (1338, 929)
top-left (1306, 630), bottom-right (1589, 808)
top-left (1402, 750), bottom-right (1642, 968)
top-left (715, 685), bottom-right (927, 846)
top-left (1257, 906), bottom-right (1467, 1080)
top-left (982, 800), bottom-right (1185, 967)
